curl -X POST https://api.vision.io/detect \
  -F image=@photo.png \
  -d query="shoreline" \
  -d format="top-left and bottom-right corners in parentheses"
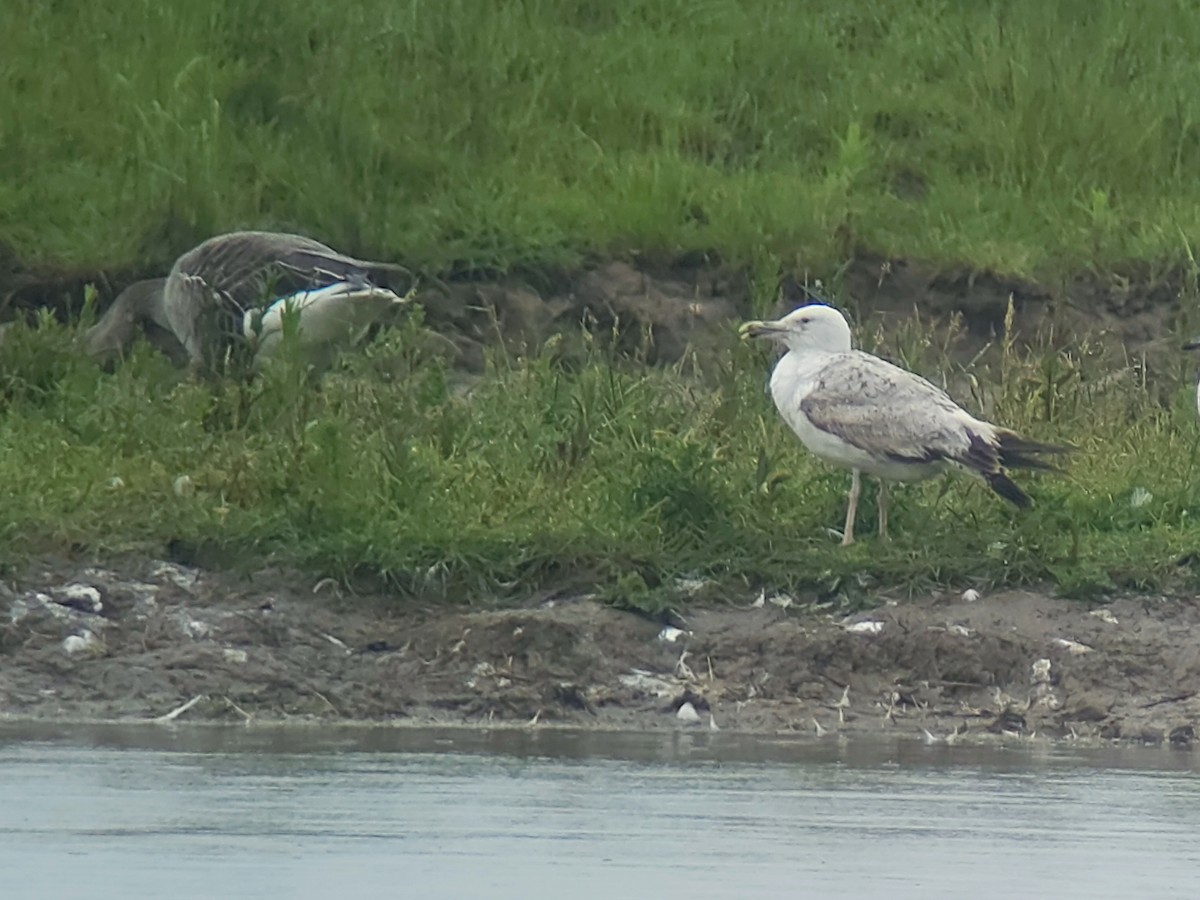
top-left (4, 555), bottom-right (1198, 750)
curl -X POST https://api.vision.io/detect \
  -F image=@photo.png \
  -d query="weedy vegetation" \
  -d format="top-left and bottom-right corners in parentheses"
top-left (6, 0), bottom-right (1200, 608)
top-left (3, 292), bottom-right (1200, 609)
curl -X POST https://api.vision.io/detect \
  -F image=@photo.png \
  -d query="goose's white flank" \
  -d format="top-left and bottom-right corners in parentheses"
top-left (740, 304), bottom-right (1067, 545)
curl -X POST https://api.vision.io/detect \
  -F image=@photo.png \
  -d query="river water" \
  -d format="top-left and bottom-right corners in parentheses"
top-left (1, 723), bottom-right (1198, 898)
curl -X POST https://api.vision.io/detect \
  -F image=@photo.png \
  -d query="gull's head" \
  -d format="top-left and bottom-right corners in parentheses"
top-left (738, 304), bottom-right (853, 353)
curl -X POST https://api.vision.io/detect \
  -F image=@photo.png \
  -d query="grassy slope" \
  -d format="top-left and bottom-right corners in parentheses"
top-left (5, 0), bottom-right (1200, 605)
top-left (6, 0), bottom-right (1200, 279)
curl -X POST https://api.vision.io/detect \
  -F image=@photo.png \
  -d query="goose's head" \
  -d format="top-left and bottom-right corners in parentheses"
top-left (739, 304), bottom-right (853, 354)
top-left (85, 279), bottom-right (180, 366)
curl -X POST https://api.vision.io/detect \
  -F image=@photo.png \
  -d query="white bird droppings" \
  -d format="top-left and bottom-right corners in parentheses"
top-left (1053, 638), bottom-right (1093, 655)
top-left (62, 630), bottom-right (102, 656)
top-left (59, 583), bottom-right (103, 614)
top-left (844, 620), bottom-right (884, 635)
top-left (184, 619), bottom-right (212, 640)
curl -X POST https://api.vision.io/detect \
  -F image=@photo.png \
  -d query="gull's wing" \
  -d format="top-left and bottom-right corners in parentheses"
top-left (790, 351), bottom-right (1067, 506)
top-left (797, 351), bottom-right (977, 466)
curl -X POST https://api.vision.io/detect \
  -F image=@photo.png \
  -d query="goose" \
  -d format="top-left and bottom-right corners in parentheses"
top-left (84, 278), bottom-right (189, 368)
top-left (740, 304), bottom-right (1068, 545)
top-left (86, 231), bottom-right (414, 376)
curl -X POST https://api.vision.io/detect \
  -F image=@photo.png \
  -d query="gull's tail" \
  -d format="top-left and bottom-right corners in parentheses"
top-left (994, 431), bottom-right (1072, 472)
top-left (963, 430), bottom-right (1071, 508)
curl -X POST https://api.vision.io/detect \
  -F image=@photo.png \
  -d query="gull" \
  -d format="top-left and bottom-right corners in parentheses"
top-left (740, 304), bottom-right (1068, 545)
top-left (86, 231), bottom-right (414, 377)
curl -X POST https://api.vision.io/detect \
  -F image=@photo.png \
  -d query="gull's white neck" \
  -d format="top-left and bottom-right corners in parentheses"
top-left (769, 345), bottom-right (845, 409)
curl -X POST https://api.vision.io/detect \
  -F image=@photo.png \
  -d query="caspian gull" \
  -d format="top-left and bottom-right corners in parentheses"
top-left (740, 304), bottom-right (1068, 545)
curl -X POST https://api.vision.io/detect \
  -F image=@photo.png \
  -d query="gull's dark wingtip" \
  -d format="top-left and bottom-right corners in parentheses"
top-left (985, 471), bottom-right (1033, 508)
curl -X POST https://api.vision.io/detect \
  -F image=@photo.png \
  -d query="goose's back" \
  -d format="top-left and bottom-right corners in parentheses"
top-left (162, 231), bottom-right (382, 366)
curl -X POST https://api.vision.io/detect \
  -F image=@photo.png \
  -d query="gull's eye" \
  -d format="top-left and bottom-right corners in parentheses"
top-left (799, 317), bottom-right (810, 324)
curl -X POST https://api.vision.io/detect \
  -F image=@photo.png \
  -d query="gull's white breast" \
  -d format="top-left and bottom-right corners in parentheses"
top-left (768, 350), bottom-right (946, 482)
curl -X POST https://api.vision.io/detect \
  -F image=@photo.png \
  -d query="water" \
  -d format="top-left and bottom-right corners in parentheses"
top-left (2, 723), bottom-right (1199, 898)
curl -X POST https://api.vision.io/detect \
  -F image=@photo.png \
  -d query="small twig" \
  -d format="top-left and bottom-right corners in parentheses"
top-left (153, 694), bottom-right (205, 723)
top-left (1141, 692), bottom-right (1197, 709)
top-left (304, 684), bottom-right (339, 715)
top-left (223, 696), bottom-right (254, 723)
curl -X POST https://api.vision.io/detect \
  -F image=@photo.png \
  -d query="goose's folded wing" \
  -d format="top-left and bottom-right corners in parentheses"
top-left (173, 232), bottom-right (407, 313)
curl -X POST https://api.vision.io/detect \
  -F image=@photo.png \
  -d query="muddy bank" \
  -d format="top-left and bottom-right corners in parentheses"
top-left (2, 557), bottom-right (1198, 747)
top-left (2, 250), bottom-right (1193, 377)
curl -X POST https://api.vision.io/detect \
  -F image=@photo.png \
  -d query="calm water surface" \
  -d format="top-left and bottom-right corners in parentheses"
top-left (1, 723), bottom-right (1198, 899)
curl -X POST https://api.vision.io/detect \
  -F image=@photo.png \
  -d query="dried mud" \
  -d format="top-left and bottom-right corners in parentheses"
top-left (2, 250), bottom-right (1193, 379)
top-left (3, 557), bottom-right (1199, 748)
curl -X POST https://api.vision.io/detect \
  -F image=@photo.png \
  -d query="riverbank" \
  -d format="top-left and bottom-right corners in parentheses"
top-left (3, 555), bottom-right (1198, 747)
top-left (2, 252), bottom-right (1200, 603)
top-left (7, 0), bottom-right (1200, 748)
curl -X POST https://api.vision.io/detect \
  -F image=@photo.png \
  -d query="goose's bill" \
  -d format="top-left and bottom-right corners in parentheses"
top-left (1185, 336), bottom-right (1200, 351)
top-left (738, 319), bottom-right (788, 340)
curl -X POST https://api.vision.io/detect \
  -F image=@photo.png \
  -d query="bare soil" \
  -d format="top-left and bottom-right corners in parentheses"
top-left (3, 556), bottom-right (1199, 747)
top-left (2, 250), bottom-right (1192, 378)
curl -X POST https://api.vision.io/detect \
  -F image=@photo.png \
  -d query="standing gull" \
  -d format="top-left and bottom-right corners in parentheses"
top-left (86, 231), bottom-right (414, 376)
top-left (740, 304), bottom-right (1068, 545)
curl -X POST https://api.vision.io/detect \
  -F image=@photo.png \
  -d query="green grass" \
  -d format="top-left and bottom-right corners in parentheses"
top-left (6, 0), bottom-right (1200, 279)
top-left (8, 0), bottom-right (1200, 609)
top-left (4, 299), bottom-right (1200, 608)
